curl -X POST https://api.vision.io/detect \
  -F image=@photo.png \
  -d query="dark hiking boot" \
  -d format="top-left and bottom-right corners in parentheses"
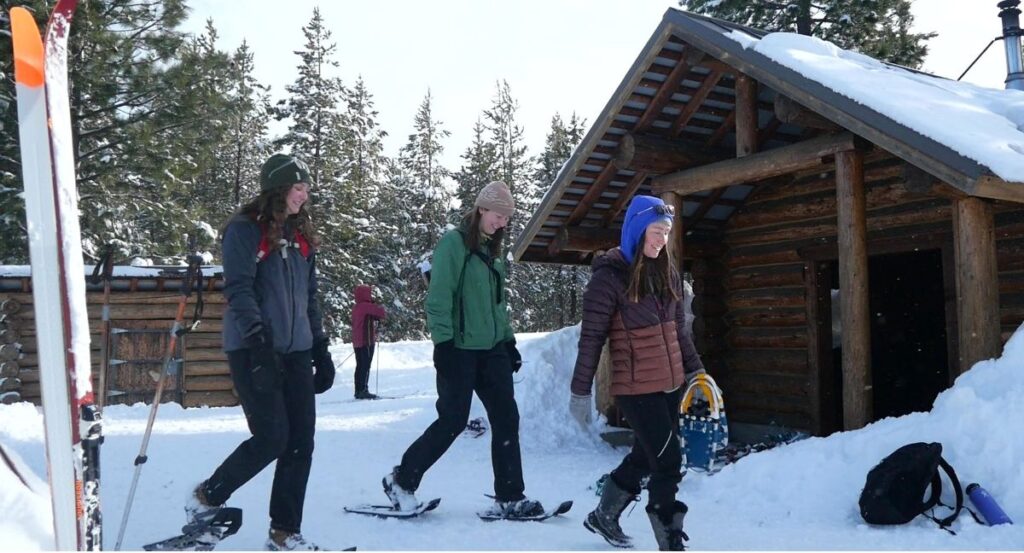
top-left (584, 476), bottom-right (637, 548)
top-left (647, 501), bottom-right (689, 551)
top-left (354, 389), bottom-right (378, 400)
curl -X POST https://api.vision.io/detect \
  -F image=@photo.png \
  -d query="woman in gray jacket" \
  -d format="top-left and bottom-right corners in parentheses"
top-left (185, 154), bottom-right (335, 551)
top-left (570, 194), bottom-right (704, 551)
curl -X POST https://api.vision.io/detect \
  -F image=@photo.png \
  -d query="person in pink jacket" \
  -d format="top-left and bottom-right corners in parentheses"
top-left (351, 285), bottom-right (387, 399)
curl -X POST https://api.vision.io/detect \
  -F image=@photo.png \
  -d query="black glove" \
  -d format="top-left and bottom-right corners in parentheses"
top-left (312, 339), bottom-right (335, 394)
top-left (246, 327), bottom-right (281, 393)
top-left (505, 339), bottom-right (522, 372)
top-left (433, 339), bottom-right (456, 371)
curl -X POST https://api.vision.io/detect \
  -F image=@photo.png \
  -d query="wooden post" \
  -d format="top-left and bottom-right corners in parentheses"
top-left (953, 197), bottom-right (1001, 374)
top-left (735, 74), bottom-right (758, 158)
top-left (661, 192), bottom-right (684, 263)
top-left (835, 148), bottom-right (871, 430)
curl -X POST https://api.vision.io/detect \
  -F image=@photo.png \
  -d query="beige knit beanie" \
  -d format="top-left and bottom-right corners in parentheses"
top-left (474, 181), bottom-right (516, 217)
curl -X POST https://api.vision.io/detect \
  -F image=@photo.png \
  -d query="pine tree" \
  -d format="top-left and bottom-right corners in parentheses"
top-left (483, 80), bottom-right (533, 232)
top-left (401, 90), bottom-right (451, 251)
top-left (223, 41), bottom-right (273, 209)
top-left (274, 7), bottom-right (352, 338)
top-left (517, 113), bottom-right (590, 332)
top-left (678, 0), bottom-right (934, 67)
top-left (0, 0), bottom-right (199, 263)
top-left (452, 118), bottom-right (497, 220)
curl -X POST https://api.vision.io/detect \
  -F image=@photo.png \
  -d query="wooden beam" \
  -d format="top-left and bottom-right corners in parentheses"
top-left (973, 174), bottom-right (1024, 204)
top-left (662, 192), bottom-right (685, 262)
top-left (553, 227), bottom-right (620, 253)
top-left (563, 161), bottom-right (619, 228)
top-left (903, 163), bottom-right (968, 199)
top-left (600, 171), bottom-right (649, 226)
top-left (735, 74), bottom-right (758, 157)
top-left (669, 69), bottom-right (724, 136)
top-left (636, 53), bottom-right (694, 130)
top-left (612, 133), bottom-right (722, 174)
top-left (774, 94), bottom-right (840, 130)
top-left (953, 197), bottom-right (1001, 375)
top-left (651, 131), bottom-right (857, 196)
top-left (835, 148), bottom-right (872, 430)
top-left (707, 110), bottom-right (735, 147)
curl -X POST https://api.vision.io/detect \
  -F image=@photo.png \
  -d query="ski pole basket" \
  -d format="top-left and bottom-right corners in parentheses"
top-left (679, 373), bottom-right (729, 472)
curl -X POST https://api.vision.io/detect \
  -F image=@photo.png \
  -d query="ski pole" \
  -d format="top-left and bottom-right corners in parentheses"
top-left (374, 320), bottom-right (381, 395)
top-left (89, 244), bottom-right (114, 412)
top-left (115, 245), bottom-right (204, 550)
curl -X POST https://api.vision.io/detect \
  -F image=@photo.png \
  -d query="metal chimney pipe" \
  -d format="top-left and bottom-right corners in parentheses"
top-left (999, 0), bottom-right (1024, 90)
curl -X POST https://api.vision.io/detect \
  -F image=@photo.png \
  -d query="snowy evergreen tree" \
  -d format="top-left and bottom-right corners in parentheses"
top-left (222, 41), bottom-right (273, 209)
top-left (274, 7), bottom-right (352, 337)
top-left (451, 118), bottom-right (497, 221)
top-left (479, 81), bottom-right (537, 329)
top-left (517, 113), bottom-right (590, 332)
top-left (0, 0), bottom-right (197, 263)
top-left (679, 0), bottom-right (934, 67)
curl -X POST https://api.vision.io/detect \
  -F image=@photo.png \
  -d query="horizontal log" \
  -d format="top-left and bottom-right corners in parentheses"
top-left (727, 372), bottom-right (811, 397)
top-left (0, 316), bottom-right (27, 332)
top-left (729, 181), bottom-right (920, 231)
top-left (725, 240), bottom-right (808, 269)
top-left (726, 307), bottom-right (807, 327)
top-left (184, 361), bottom-right (231, 377)
top-left (185, 348), bottom-right (228, 362)
top-left (2, 291), bottom-right (226, 306)
top-left (613, 133), bottom-right (722, 174)
top-left (651, 132), bottom-right (857, 196)
top-left (724, 348), bottom-right (808, 374)
top-left (725, 264), bottom-right (805, 291)
top-left (185, 375), bottom-right (235, 392)
top-left (10, 302), bottom-right (225, 321)
top-left (16, 317), bottom-right (225, 336)
top-left (726, 287), bottom-right (805, 310)
top-left (183, 390), bottom-right (239, 408)
top-left (728, 327), bottom-right (808, 349)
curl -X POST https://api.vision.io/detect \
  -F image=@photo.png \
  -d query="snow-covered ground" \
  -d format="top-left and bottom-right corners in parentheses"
top-left (1, 325), bottom-right (1022, 550)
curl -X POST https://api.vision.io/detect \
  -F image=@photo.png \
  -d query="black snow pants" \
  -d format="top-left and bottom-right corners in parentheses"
top-left (203, 348), bottom-right (315, 534)
top-left (394, 344), bottom-right (525, 501)
top-left (354, 345), bottom-right (373, 394)
top-left (610, 387), bottom-right (684, 519)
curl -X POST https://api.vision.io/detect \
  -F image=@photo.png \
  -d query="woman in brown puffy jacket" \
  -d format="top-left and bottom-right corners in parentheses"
top-left (569, 194), bottom-right (704, 551)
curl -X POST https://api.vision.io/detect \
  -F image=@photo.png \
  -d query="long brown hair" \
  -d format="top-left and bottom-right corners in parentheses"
top-left (625, 232), bottom-right (681, 303)
top-left (461, 208), bottom-right (504, 258)
top-left (223, 186), bottom-right (319, 251)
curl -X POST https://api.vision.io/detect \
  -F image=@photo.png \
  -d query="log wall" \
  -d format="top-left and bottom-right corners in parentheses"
top-left (0, 273), bottom-right (236, 408)
top-left (714, 154), bottom-right (1024, 434)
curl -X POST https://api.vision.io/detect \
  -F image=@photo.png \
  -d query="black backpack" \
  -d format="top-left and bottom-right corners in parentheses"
top-left (859, 442), bottom-right (963, 531)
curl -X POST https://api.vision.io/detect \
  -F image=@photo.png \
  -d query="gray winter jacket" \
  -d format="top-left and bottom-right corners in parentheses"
top-left (221, 214), bottom-right (326, 353)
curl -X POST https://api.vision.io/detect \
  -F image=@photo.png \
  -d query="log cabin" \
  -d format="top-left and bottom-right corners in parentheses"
top-left (513, 9), bottom-right (1024, 438)
top-left (0, 265), bottom-right (236, 408)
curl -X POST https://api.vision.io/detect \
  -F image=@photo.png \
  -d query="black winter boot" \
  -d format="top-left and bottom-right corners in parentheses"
top-left (584, 476), bottom-right (636, 548)
top-left (647, 501), bottom-right (688, 551)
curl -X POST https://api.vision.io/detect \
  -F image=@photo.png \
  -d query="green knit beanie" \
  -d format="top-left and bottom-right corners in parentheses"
top-left (259, 154), bottom-right (311, 192)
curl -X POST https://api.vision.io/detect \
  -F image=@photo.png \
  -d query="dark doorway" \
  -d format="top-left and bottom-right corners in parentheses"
top-left (822, 249), bottom-right (950, 427)
top-left (867, 250), bottom-right (949, 419)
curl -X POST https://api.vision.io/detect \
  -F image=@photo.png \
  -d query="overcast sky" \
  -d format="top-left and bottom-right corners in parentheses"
top-left (182, 0), bottom-right (1014, 172)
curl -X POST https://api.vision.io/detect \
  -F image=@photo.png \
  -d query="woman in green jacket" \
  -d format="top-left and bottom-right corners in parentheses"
top-left (381, 181), bottom-right (544, 519)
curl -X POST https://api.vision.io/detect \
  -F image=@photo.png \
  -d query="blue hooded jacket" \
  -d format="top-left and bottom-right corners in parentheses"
top-left (620, 195), bottom-right (675, 264)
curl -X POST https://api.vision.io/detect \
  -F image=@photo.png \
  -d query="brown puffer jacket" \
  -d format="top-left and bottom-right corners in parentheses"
top-left (571, 248), bottom-right (704, 397)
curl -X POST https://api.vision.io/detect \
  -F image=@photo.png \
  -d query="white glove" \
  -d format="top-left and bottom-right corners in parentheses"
top-left (569, 393), bottom-right (593, 427)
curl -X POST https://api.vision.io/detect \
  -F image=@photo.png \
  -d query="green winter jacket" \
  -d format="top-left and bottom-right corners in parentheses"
top-left (425, 227), bottom-right (514, 349)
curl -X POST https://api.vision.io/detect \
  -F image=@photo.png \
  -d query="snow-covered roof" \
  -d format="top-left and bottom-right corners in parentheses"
top-left (663, 8), bottom-right (1024, 196)
top-left (513, 8), bottom-right (1024, 263)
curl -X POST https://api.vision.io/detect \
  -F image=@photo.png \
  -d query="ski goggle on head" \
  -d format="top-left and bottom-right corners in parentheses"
top-left (636, 203), bottom-right (676, 218)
